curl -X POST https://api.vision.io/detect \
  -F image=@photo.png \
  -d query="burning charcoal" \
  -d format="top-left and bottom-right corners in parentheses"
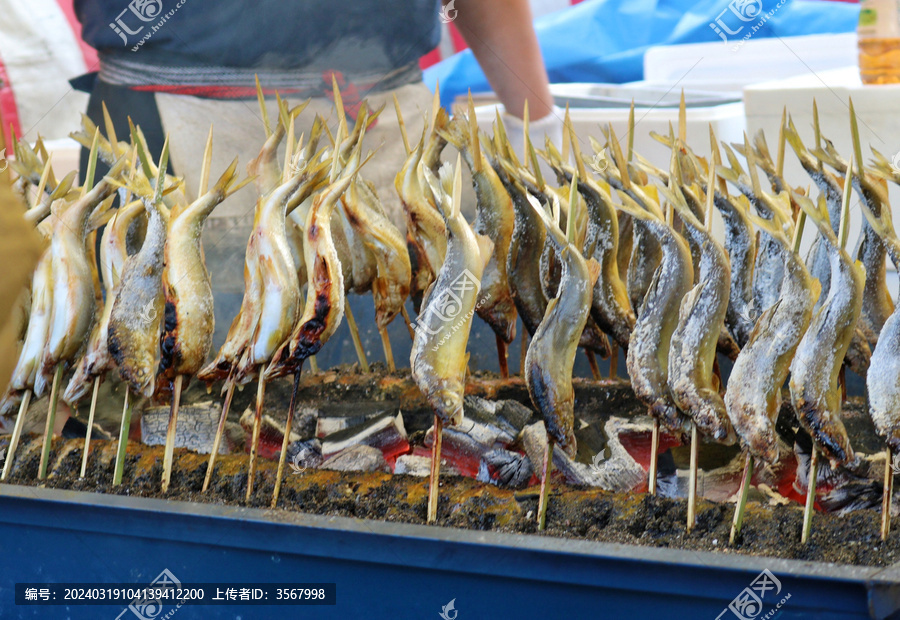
top-left (284, 439), bottom-right (323, 472)
top-left (424, 414), bottom-right (520, 478)
top-left (238, 407), bottom-right (298, 460)
top-left (316, 409), bottom-right (389, 438)
top-left (143, 401), bottom-right (242, 455)
top-left (321, 444), bottom-right (390, 473)
top-left (463, 395), bottom-right (532, 435)
top-left (793, 437), bottom-right (881, 514)
top-left (321, 411), bottom-right (408, 461)
top-left (394, 454), bottom-right (460, 477)
top-left (476, 449), bottom-right (533, 488)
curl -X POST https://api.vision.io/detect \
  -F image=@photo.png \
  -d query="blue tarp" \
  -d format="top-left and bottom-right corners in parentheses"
top-left (424, 0), bottom-right (860, 107)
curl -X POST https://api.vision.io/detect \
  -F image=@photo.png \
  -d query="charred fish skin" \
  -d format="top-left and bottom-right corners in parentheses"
top-left (108, 194), bottom-right (169, 398)
top-left (265, 169), bottom-right (358, 380)
top-left (524, 195), bottom-right (597, 457)
top-left (666, 187), bottom-right (735, 444)
top-left (442, 109), bottom-right (518, 344)
top-left (411, 160), bottom-right (490, 427)
top-left (789, 201), bottom-right (862, 467)
top-left (157, 161), bottom-right (245, 392)
top-left (617, 195), bottom-right (694, 433)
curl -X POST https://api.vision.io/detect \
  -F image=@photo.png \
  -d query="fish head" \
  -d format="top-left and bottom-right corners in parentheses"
top-left (433, 388), bottom-right (464, 426)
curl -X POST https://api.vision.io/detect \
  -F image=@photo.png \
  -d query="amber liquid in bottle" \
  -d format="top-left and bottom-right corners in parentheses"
top-left (859, 38), bottom-right (900, 84)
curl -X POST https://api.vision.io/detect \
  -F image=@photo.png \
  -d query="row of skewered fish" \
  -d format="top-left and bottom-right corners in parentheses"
top-left (3, 86), bottom-right (900, 532)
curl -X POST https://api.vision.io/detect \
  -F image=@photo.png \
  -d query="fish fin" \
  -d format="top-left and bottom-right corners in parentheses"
top-left (809, 278), bottom-right (822, 307)
top-left (586, 258), bottom-right (601, 287)
top-left (475, 234), bottom-right (494, 271)
top-left (794, 191), bottom-right (837, 246)
top-left (746, 300), bottom-right (781, 344)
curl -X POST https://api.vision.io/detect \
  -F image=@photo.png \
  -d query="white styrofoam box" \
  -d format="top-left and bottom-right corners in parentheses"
top-left (644, 33), bottom-right (858, 95)
top-left (744, 66), bottom-right (900, 267)
top-left (475, 99), bottom-right (747, 241)
top-left (43, 138), bottom-right (81, 180)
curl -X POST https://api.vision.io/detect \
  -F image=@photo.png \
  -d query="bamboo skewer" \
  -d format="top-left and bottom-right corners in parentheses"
top-left (801, 446), bottom-right (819, 544)
top-left (344, 300), bottom-right (370, 372)
top-left (648, 419), bottom-right (660, 495)
top-left (496, 335), bottom-right (509, 379)
top-left (427, 415), bottom-right (443, 524)
top-left (379, 327), bottom-right (396, 371)
top-left (1, 391), bottom-right (31, 481)
top-left (687, 423), bottom-right (699, 532)
top-left (584, 349), bottom-right (601, 380)
top-left (161, 374), bottom-right (183, 492)
top-left (246, 362), bottom-right (269, 502)
top-left (113, 389), bottom-right (133, 486)
top-left (38, 365), bottom-right (63, 480)
top-left (202, 378), bottom-right (236, 492)
top-left (883, 449), bottom-right (894, 540)
top-left (608, 342), bottom-right (618, 380)
top-left (537, 441), bottom-right (555, 530)
top-left (79, 377), bottom-right (101, 478)
top-left (730, 452), bottom-right (754, 544)
top-left (272, 371), bottom-right (303, 508)
top-left (400, 305), bottom-right (416, 340)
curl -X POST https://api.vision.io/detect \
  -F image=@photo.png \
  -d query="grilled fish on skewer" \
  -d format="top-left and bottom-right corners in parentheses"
top-left (860, 197), bottom-right (900, 453)
top-left (108, 153), bottom-right (170, 399)
top-left (37, 155), bottom-right (127, 395)
top-left (63, 199), bottom-right (146, 405)
top-left (789, 191), bottom-right (862, 467)
top-left (544, 139), bottom-right (635, 349)
top-left (441, 100), bottom-right (517, 347)
top-left (411, 158), bottom-right (492, 427)
top-left (812, 131), bottom-right (892, 352)
top-left (525, 186), bottom-right (599, 457)
top-left (718, 136), bottom-right (784, 317)
top-left (156, 156), bottom-right (252, 395)
top-left (344, 175), bottom-right (411, 334)
top-left (784, 116), bottom-right (872, 378)
top-left (665, 183), bottom-right (735, 444)
top-left (395, 129), bottom-right (447, 312)
top-left (264, 153), bottom-right (366, 380)
top-left (725, 194), bottom-right (817, 463)
top-left (617, 191), bottom-right (694, 434)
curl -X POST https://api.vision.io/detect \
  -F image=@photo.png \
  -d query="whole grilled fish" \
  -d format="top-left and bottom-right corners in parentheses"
top-left (265, 158), bottom-right (362, 379)
top-left (665, 185), bottom-right (735, 444)
top-left (38, 157), bottom-right (126, 394)
top-left (789, 193), bottom-right (862, 467)
top-left (725, 192), bottom-right (817, 463)
top-left (108, 172), bottom-right (170, 398)
top-left (859, 197), bottom-right (900, 453)
top-left (524, 193), bottom-right (599, 456)
top-left (157, 158), bottom-right (250, 395)
top-left (411, 158), bottom-right (492, 426)
top-left (617, 191), bottom-right (694, 434)
top-left (63, 199), bottom-right (146, 405)
top-left (784, 116), bottom-right (872, 378)
top-left (441, 102), bottom-right (517, 345)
